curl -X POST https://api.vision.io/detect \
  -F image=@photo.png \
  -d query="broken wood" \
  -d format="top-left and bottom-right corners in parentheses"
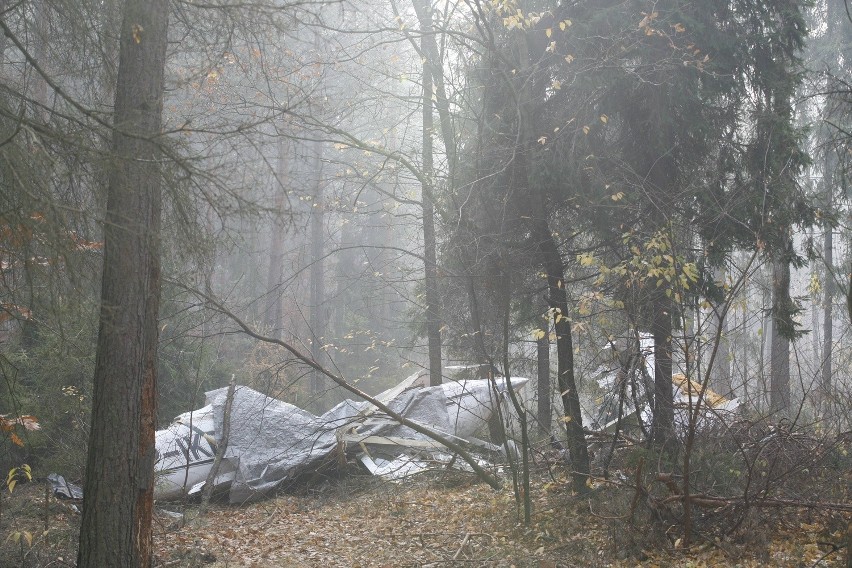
top-left (201, 375), bottom-right (235, 512)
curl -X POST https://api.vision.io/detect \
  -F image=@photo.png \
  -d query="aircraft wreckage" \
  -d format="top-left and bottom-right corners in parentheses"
top-left (154, 371), bottom-right (528, 503)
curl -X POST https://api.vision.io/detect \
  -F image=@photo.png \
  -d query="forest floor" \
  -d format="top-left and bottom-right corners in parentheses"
top-left (1, 465), bottom-right (850, 567)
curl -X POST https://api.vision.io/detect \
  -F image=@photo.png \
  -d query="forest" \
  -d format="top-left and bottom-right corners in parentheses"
top-left (1, 0), bottom-right (851, 566)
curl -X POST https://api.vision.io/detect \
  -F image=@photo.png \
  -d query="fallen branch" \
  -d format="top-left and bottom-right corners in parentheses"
top-left (174, 281), bottom-right (502, 491)
top-left (629, 457), bottom-right (646, 525)
top-left (200, 375), bottom-right (236, 513)
top-left (452, 532), bottom-right (471, 560)
top-left (651, 484), bottom-right (852, 512)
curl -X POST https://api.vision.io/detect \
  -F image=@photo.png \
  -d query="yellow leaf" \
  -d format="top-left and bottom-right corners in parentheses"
top-left (533, 329), bottom-right (546, 340)
top-left (564, 54), bottom-right (574, 64)
top-left (582, 125), bottom-right (590, 135)
top-left (562, 19), bottom-right (572, 28)
top-left (561, 415), bottom-right (572, 422)
top-left (577, 253), bottom-right (596, 266)
top-left (600, 114), bottom-right (609, 124)
top-left (545, 27), bottom-right (552, 38)
top-left (132, 24), bottom-right (144, 44)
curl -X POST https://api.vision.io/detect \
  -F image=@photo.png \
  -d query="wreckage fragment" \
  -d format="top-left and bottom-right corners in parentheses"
top-left (591, 333), bottom-right (739, 437)
top-left (154, 372), bottom-right (529, 502)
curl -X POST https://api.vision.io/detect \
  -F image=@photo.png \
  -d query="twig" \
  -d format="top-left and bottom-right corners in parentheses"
top-left (452, 532), bottom-right (471, 560)
top-left (629, 457), bottom-right (645, 525)
top-left (258, 503), bottom-right (282, 530)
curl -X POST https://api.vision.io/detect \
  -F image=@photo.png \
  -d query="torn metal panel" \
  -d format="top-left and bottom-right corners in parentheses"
top-left (154, 405), bottom-right (236, 500)
top-left (590, 334), bottom-right (739, 438)
top-left (47, 473), bottom-right (83, 500)
top-left (359, 454), bottom-right (428, 479)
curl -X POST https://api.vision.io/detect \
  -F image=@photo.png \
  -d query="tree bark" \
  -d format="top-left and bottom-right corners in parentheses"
top-left (418, 2), bottom-right (443, 386)
top-left (821, 153), bottom-right (835, 411)
top-left (78, 1), bottom-right (168, 566)
top-left (410, 0), bottom-right (457, 178)
top-left (309, 128), bottom-right (326, 404)
top-left (266, 135), bottom-right (290, 337)
top-left (651, 295), bottom-right (674, 448)
top-left (30, 0), bottom-right (50, 122)
top-left (535, 221), bottom-right (590, 493)
top-left (770, 239), bottom-right (792, 417)
top-left (507, 23), bottom-right (589, 490)
top-left (536, 330), bottom-right (551, 437)
top-left (711, 263), bottom-right (732, 396)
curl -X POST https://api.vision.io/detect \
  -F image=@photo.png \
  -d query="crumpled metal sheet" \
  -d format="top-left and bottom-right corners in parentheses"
top-left (206, 379), bottom-right (458, 503)
top-left (156, 372), bottom-right (529, 503)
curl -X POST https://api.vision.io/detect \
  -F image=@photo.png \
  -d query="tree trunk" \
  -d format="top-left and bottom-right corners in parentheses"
top-left (535, 222), bottom-right (590, 493)
top-left (77, 1), bottom-right (168, 566)
top-left (821, 154), bottom-right (835, 412)
top-left (410, 0), bottom-right (457, 177)
top-left (266, 135), bottom-right (290, 337)
top-left (507, 23), bottom-right (588, 490)
top-left (711, 263), bottom-right (732, 396)
top-left (417, 0), bottom-right (443, 386)
top-left (31, 0), bottom-right (50, 122)
top-left (309, 132), bottom-right (326, 404)
top-left (770, 239), bottom-right (792, 417)
top-left (536, 330), bottom-right (551, 437)
top-left (651, 295), bottom-right (674, 448)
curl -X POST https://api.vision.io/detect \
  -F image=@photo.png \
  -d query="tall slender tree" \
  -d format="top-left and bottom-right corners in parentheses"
top-left (738, 0), bottom-right (811, 417)
top-left (415, 0), bottom-right (444, 386)
top-left (78, 1), bottom-right (168, 565)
